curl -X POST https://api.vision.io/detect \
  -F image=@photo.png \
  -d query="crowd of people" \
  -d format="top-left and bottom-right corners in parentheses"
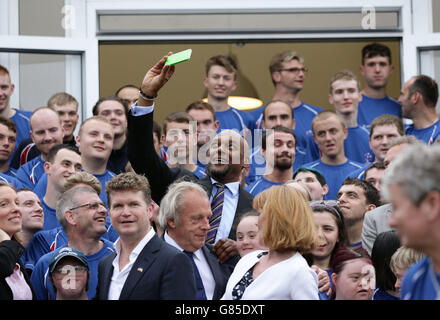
top-left (0, 42), bottom-right (440, 301)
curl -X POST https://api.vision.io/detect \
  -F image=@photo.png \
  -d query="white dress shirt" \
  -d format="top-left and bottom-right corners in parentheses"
top-left (108, 228), bottom-right (156, 300)
top-left (164, 232), bottom-right (215, 300)
top-left (210, 178), bottom-right (240, 243)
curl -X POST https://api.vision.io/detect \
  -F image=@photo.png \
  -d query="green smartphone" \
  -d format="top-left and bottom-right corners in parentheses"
top-left (165, 49), bottom-right (192, 66)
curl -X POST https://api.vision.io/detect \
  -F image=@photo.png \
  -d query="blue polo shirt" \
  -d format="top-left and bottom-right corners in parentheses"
top-left (245, 177), bottom-right (284, 196)
top-left (405, 119), bottom-right (440, 145)
top-left (357, 94), bottom-right (402, 127)
top-left (15, 155), bottom-right (45, 189)
top-left (401, 256), bottom-right (440, 300)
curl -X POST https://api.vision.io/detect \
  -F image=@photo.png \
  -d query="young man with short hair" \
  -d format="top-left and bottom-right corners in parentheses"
top-left (358, 43), bottom-right (401, 126)
top-left (303, 111), bottom-right (363, 200)
top-left (292, 166), bottom-right (329, 201)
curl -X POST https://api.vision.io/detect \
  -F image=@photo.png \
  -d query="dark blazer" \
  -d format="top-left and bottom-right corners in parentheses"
top-left (0, 240), bottom-right (36, 300)
top-left (200, 244), bottom-right (239, 300)
top-left (128, 109), bottom-right (254, 240)
top-left (94, 234), bottom-right (196, 300)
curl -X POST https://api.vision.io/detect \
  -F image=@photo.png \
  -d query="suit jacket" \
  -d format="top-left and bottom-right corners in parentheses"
top-left (94, 234), bottom-right (196, 300)
top-left (0, 240), bottom-right (36, 300)
top-left (362, 203), bottom-right (394, 255)
top-left (128, 109), bottom-right (254, 240)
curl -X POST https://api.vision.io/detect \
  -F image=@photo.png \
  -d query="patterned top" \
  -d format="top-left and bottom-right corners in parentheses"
top-left (232, 251), bottom-right (268, 300)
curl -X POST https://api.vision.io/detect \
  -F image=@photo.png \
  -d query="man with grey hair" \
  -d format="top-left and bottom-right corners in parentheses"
top-left (30, 185), bottom-right (114, 300)
top-left (250, 50), bottom-right (323, 149)
top-left (382, 144), bottom-right (440, 300)
top-left (159, 180), bottom-right (238, 300)
top-left (362, 135), bottom-right (422, 254)
top-left (127, 53), bottom-right (254, 263)
top-left (95, 172), bottom-right (196, 300)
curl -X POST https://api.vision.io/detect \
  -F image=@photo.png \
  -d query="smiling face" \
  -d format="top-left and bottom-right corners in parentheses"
top-left (0, 73), bottom-right (14, 113)
top-left (332, 258), bottom-right (375, 300)
top-left (77, 119), bottom-right (114, 162)
top-left (52, 103), bottom-right (79, 139)
top-left (0, 185), bottom-right (21, 237)
top-left (204, 65), bottom-right (237, 101)
top-left (262, 131), bottom-right (296, 171)
top-left (273, 59), bottom-right (306, 93)
top-left (236, 215), bottom-right (264, 257)
top-left (50, 256), bottom-right (89, 299)
top-left (312, 210), bottom-right (339, 263)
top-left (206, 130), bottom-right (248, 184)
top-left (109, 189), bottom-right (152, 242)
top-left (17, 190), bottom-right (44, 232)
top-left (30, 109), bottom-right (64, 157)
top-left (168, 189), bottom-right (211, 252)
top-left (45, 148), bottom-right (82, 191)
top-left (164, 121), bottom-right (197, 164)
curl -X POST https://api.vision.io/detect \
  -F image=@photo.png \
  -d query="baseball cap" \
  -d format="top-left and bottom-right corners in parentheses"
top-left (49, 247), bottom-right (89, 274)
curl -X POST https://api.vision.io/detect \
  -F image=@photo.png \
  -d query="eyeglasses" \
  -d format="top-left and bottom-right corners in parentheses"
top-left (309, 200), bottom-right (342, 220)
top-left (279, 67), bottom-right (308, 74)
top-left (69, 201), bottom-right (106, 211)
top-left (54, 265), bottom-right (88, 274)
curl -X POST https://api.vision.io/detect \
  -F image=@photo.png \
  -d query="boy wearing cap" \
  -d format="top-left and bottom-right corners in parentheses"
top-left (48, 247), bottom-right (90, 300)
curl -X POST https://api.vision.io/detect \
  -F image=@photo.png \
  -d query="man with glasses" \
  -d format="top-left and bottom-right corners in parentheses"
top-left (250, 51), bottom-right (322, 149)
top-left (30, 185), bottom-right (115, 300)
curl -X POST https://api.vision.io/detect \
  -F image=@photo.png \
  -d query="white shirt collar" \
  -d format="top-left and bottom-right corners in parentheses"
top-left (164, 232), bottom-right (204, 261)
top-left (114, 227), bottom-right (156, 261)
top-left (210, 178), bottom-right (240, 196)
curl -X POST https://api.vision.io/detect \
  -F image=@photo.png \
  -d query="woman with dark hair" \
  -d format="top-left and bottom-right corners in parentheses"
top-left (0, 181), bottom-right (36, 300)
top-left (303, 200), bottom-right (349, 299)
top-left (330, 246), bottom-right (375, 300)
top-left (371, 230), bottom-right (401, 300)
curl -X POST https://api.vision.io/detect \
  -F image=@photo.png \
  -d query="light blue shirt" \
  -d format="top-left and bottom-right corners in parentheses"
top-left (209, 178), bottom-right (239, 243)
top-left (130, 103), bottom-right (154, 116)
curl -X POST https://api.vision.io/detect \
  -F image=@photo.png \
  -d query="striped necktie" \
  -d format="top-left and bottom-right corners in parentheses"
top-left (206, 183), bottom-right (225, 244)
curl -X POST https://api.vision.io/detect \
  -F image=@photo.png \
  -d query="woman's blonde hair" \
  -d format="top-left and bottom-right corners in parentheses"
top-left (261, 185), bottom-right (318, 253)
top-left (252, 188), bottom-right (270, 212)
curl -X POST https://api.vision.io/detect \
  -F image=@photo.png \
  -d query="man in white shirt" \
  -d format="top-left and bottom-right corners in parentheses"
top-left (95, 172), bottom-right (196, 300)
top-left (158, 180), bottom-right (238, 300)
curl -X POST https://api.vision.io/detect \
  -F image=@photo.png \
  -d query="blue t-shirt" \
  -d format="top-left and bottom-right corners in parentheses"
top-left (22, 226), bottom-right (68, 271)
top-left (373, 287), bottom-right (399, 300)
top-left (2, 167), bottom-right (17, 178)
top-left (30, 240), bottom-right (115, 300)
top-left (216, 107), bottom-right (252, 138)
top-left (0, 172), bottom-right (22, 189)
top-left (346, 162), bottom-right (371, 180)
top-left (245, 177), bottom-right (284, 196)
top-left (192, 165), bottom-right (206, 179)
top-left (303, 126), bottom-right (374, 165)
top-left (302, 159), bottom-right (364, 200)
top-left (357, 94), bottom-right (402, 127)
top-left (10, 109), bottom-right (32, 163)
top-left (41, 200), bottom-right (58, 231)
top-left (15, 155), bottom-right (45, 189)
top-left (401, 256), bottom-right (440, 300)
top-left (405, 119), bottom-right (440, 145)
top-left (246, 145), bottom-right (307, 184)
top-left (251, 102), bottom-right (322, 149)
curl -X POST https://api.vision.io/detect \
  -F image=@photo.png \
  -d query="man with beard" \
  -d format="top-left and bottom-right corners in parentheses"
top-left (336, 177), bottom-right (380, 247)
top-left (398, 75), bottom-right (440, 145)
top-left (128, 53), bottom-right (254, 262)
top-left (246, 126), bottom-right (296, 196)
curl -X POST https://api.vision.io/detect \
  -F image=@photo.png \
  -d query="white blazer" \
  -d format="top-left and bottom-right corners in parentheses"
top-left (221, 250), bottom-right (319, 300)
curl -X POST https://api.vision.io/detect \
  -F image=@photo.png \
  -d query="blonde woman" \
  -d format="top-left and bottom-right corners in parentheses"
top-left (222, 185), bottom-right (319, 300)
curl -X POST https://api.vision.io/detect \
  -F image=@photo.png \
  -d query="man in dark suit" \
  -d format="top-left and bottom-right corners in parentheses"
top-left (158, 180), bottom-right (238, 300)
top-left (127, 53), bottom-right (254, 263)
top-left (94, 172), bottom-right (196, 300)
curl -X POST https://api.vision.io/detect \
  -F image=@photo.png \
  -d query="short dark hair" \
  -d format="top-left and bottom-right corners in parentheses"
top-left (106, 172), bottom-right (152, 207)
top-left (371, 230), bottom-right (401, 292)
top-left (114, 84), bottom-right (139, 96)
top-left (92, 96), bottom-right (128, 116)
top-left (364, 162), bottom-right (386, 178)
top-left (369, 114), bottom-right (404, 137)
top-left (362, 43), bottom-right (392, 65)
top-left (408, 75), bottom-right (439, 107)
top-left (261, 125), bottom-right (296, 151)
top-left (46, 144), bottom-right (80, 163)
top-left (341, 177), bottom-right (381, 207)
top-left (152, 121), bottom-right (161, 141)
top-left (185, 101), bottom-right (216, 121)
